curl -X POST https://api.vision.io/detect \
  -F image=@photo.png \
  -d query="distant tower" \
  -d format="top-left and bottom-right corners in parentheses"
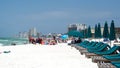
top-left (18, 32), bottom-right (22, 38)
top-left (29, 27), bottom-right (37, 37)
top-left (18, 31), bottom-right (28, 38)
top-left (23, 31), bottom-right (28, 38)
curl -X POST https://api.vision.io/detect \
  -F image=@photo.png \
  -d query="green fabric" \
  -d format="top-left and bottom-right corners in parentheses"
top-left (103, 21), bottom-right (109, 38)
top-left (97, 23), bottom-right (102, 38)
top-left (68, 30), bottom-right (83, 37)
top-left (87, 26), bottom-right (92, 38)
top-left (109, 20), bottom-right (116, 40)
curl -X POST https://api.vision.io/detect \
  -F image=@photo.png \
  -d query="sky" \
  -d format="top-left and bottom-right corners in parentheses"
top-left (0, 0), bottom-right (120, 37)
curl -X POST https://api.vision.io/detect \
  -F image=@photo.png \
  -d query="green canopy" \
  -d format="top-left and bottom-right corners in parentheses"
top-left (68, 30), bottom-right (83, 37)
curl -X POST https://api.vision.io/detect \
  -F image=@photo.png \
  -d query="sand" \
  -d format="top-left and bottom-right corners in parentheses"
top-left (0, 43), bottom-right (97, 68)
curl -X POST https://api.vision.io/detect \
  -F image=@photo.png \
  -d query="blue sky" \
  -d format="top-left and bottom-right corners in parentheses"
top-left (0, 0), bottom-right (120, 37)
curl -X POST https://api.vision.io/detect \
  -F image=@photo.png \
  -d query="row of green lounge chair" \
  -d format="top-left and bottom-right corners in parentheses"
top-left (70, 40), bottom-right (120, 68)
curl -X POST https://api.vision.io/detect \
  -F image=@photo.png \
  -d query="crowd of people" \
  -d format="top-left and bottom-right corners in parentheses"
top-left (71, 37), bottom-right (82, 44)
top-left (28, 36), bottom-right (68, 45)
top-left (28, 35), bottom-right (83, 45)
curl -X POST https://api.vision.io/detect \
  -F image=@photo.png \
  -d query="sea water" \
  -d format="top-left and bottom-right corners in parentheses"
top-left (0, 37), bottom-right (28, 46)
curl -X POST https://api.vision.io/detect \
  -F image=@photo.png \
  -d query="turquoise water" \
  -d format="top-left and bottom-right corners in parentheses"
top-left (0, 37), bottom-right (28, 46)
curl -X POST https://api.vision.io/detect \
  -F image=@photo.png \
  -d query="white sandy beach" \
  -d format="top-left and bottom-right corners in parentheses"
top-left (0, 43), bottom-right (97, 68)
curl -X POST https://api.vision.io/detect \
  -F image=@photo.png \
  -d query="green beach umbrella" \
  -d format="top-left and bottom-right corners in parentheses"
top-left (61, 35), bottom-right (68, 40)
top-left (95, 24), bottom-right (98, 38)
top-left (81, 29), bottom-right (87, 38)
top-left (97, 23), bottom-right (102, 38)
top-left (103, 21), bottom-right (109, 38)
top-left (109, 20), bottom-right (116, 40)
top-left (87, 26), bottom-right (92, 38)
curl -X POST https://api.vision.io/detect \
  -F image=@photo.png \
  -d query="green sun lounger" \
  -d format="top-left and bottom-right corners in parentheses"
top-left (103, 53), bottom-right (120, 60)
top-left (85, 42), bottom-right (98, 49)
top-left (81, 41), bottom-right (97, 48)
top-left (94, 46), bottom-right (120, 55)
top-left (111, 61), bottom-right (120, 68)
top-left (88, 43), bottom-right (110, 53)
top-left (79, 41), bottom-right (89, 46)
top-left (87, 42), bottom-right (103, 49)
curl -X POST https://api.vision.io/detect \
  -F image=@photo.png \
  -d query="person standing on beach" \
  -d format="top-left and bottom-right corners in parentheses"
top-left (29, 36), bottom-right (33, 43)
top-left (53, 36), bottom-right (57, 44)
top-left (76, 37), bottom-right (82, 43)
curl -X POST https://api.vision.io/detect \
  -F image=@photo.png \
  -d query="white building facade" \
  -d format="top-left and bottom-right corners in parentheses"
top-left (68, 24), bottom-right (87, 32)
